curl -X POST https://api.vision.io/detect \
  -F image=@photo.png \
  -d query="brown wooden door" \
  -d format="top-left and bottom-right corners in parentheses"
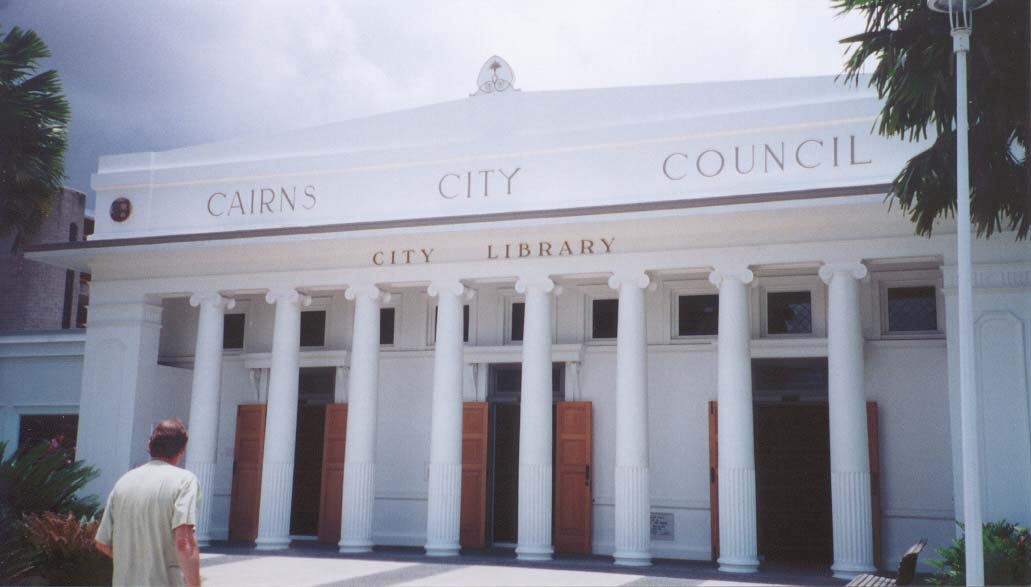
top-left (708, 400), bottom-right (719, 561)
top-left (229, 404), bottom-right (266, 542)
top-left (554, 401), bottom-right (593, 554)
top-left (318, 404), bottom-right (348, 544)
top-left (867, 401), bottom-right (881, 569)
top-left (460, 402), bottom-right (489, 548)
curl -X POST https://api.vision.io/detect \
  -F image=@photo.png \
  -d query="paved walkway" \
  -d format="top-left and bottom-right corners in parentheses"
top-left (200, 545), bottom-right (848, 587)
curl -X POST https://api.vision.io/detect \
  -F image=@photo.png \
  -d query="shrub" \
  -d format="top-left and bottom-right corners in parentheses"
top-left (929, 520), bottom-right (1031, 585)
top-left (24, 512), bottom-right (112, 586)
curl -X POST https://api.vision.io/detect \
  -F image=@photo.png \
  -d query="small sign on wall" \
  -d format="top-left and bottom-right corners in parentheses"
top-left (650, 512), bottom-right (675, 541)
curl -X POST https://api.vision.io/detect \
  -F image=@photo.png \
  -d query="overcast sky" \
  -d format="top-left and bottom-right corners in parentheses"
top-left (1, 1), bottom-right (869, 209)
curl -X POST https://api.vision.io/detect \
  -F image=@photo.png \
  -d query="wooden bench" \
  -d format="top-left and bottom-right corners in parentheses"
top-left (846, 539), bottom-right (928, 587)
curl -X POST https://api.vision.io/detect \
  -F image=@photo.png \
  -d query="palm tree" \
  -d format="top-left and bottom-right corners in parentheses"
top-left (0, 26), bottom-right (70, 250)
top-left (836, 0), bottom-right (1029, 239)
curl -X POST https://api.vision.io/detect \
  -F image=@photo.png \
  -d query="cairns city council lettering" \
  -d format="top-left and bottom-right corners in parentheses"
top-left (661, 135), bottom-right (871, 181)
top-left (207, 185), bottom-right (316, 216)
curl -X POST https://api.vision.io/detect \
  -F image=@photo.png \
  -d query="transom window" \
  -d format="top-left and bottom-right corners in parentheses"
top-left (510, 302), bottom-right (525, 342)
top-left (886, 286), bottom-right (937, 332)
top-left (379, 307), bottom-right (396, 345)
top-left (592, 298), bottom-right (619, 339)
top-left (300, 310), bottom-right (327, 347)
top-left (678, 294), bottom-right (719, 336)
top-left (19, 414), bottom-right (79, 457)
top-left (223, 313), bottom-right (245, 349)
top-left (767, 291), bottom-right (812, 335)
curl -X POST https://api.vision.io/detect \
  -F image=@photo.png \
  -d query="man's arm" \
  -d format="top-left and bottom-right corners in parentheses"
top-left (94, 540), bottom-right (113, 559)
top-left (174, 524), bottom-right (201, 587)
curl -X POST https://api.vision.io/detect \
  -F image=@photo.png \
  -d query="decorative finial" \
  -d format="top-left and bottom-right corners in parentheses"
top-left (472, 55), bottom-right (518, 96)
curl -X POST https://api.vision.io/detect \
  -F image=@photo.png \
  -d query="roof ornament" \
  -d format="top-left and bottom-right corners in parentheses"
top-left (472, 55), bottom-right (518, 96)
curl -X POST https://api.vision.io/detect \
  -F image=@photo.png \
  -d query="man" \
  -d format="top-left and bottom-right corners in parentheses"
top-left (95, 419), bottom-right (202, 587)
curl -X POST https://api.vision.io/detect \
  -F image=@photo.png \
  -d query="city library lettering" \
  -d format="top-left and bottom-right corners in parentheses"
top-left (22, 61), bottom-right (1030, 580)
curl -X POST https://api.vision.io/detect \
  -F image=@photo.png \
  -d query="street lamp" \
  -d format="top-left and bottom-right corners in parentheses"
top-left (926, 1), bottom-right (994, 585)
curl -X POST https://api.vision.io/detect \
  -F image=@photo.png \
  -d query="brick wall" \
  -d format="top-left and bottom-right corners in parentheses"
top-left (0, 188), bottom-right (88, 332)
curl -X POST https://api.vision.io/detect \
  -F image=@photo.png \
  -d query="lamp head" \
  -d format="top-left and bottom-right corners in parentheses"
top-left (926, 0), bottom-right (994, 13)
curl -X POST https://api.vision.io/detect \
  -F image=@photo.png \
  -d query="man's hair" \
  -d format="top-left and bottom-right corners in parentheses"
top-left (148, 419), bottom-right (189, 458)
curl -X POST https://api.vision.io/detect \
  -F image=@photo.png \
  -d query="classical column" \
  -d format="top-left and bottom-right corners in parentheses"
top-left (339, 284), bottom-right (388, 553)
top-left (708, 268), bottom-right (759, 573)
top-left (608, 272), bottom-right (652, 567)
top-left (425, 280), bottom-right (468, 556)
top-left (255, 288), bottom-right (311, 550)
top-left (515, 276), bottom-right (559, 561)
top-left (820, 262), bottom-right (876, 579)
top-left (185, 292), bottom-right (234, 546)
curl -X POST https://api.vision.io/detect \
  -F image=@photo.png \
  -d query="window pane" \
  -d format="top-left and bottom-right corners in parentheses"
top-left (223, 314), bottom-right (245, 349)
top-left (592, 298), bottom-right (619, 339)
top-left (300, 310), bottom-right (326, 347)
top-left (887, 286), bottom-right (937, 332)
top-left (378, 307), bottom-right (396, 345)
top-left (767, 291), bottom-right (812, 335)
top-left (511, 302), bottom-right (525, 342)
top-left (463, 305), bottom-right (470, 343)
top-left (19, 414), bottom-right (79, 458)
top-left (678, 294), bottom-right (719, 336)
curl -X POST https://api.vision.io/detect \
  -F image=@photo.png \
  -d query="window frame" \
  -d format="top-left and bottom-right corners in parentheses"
top-left (426, 297), bottom-right (476, 346)
top-left (378, 296), bottom-right (401, 348)
top-left (873, 270), bottom-right (945, 339)
top-left (299, 296), bottom-right (331, 349)
top-left (222, 299), bottom-right (250, 352)
top-left (6, 405), bottom-right (80, 453)
top-left (668, 279), bottom-right (720, 341)
top-left (756, 275), bottom-right (826, 339)
top-left (580, 283), bottom-right (618, 344)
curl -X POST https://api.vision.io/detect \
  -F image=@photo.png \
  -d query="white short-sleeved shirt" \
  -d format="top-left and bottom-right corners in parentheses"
top-left (95, 460), bottom-right (200, 587)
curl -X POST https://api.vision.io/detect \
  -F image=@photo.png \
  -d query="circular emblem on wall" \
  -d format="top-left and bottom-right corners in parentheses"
top-left (110, 197), bottom-right (132, 222)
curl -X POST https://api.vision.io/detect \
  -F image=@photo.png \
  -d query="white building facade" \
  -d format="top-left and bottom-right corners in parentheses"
top-left (25, 63), bottom-right (1031, 577)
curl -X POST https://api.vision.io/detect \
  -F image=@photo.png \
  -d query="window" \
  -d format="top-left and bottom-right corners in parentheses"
top-left (19, 414), bottom-right (79, 457)
top-left (223, 313), bottom-right (246, 349)
top-left (767, 291), bottom-right (812, 335)
top-left (886, 286), bottom-right (937, 332)
top-left (510, 302), bottom-right (525, 342)
top-left (678, 294), bottom-right (718, 336)
top-left (380, 307), bottom-right (396, 345)
top-left (592, 298), bottom-right (619, 339)
top-left (433, 305), bottom-right (470, 343)
top-left (300, 310), bottom-right (327, 347)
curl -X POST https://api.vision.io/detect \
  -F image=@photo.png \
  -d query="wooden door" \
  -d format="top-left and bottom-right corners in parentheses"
top-left (460, 402), bottom-right (489, 548)
top-left (554, 401), bottom-right (593, 554)
top-left (229, 404), bottom-right (266, 542)
top-left (708, 400), bottom-right (719, 561)
top-left (867, 401), bottom-right (881, 569)
top-left (318, 404), bottom-right (348, 544)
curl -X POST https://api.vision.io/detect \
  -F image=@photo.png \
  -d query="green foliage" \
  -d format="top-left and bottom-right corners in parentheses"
top-left (928, 520), bottom-right (1031, 585)
top-left (0, 25), bottom-right (70, 249)
top-left (24, 512), bottom-right (112, 586)
top-left (836, 0), bottom-right (1030, 239)
top-left (0, 441), bottom-right (101, 585)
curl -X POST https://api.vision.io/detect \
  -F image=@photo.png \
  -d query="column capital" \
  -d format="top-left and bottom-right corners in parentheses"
top-left (264, 288), bottom-right (312, 307)
top-left (345, 284), bottom-right (391, 304)
top-left (515, 276), bottom-right (560, 295)
top-left (608, 272), bottom-right (650, 291)
top-left (428, 280), bottom-right (473, 300)
top-left (819, 262), bottom-right (868, 284)
top-left (189, 292), bottom-right (236, 311)
top-left (708, 268), bottom-right (754, 288)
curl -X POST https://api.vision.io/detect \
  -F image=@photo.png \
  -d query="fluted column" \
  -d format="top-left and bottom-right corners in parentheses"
top-left (709, 268), bottom-right (759, 573)
top-left (425, 280), bottom-right (469, 556)
top-left (820, 262), bottom-right (876, 579)
top-left (339, 284), bottom-right (390, 553)
top-left (515, 276), bottom-right (559, 561)
top-left (185, 292), bottom-right (235, 546)
top-left (608, 272), bottom-right (652, 567)
top-left (255, 287), bottom-right (311, 550)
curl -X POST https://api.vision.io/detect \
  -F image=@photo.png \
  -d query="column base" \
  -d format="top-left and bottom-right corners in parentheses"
top-left (338, 541), bottom-right (373, 554)
top-left (515, 545), bottom-right (553, 561)
top-left (254, 537), bottom-right (290, 551)
top-left (718, 556), bottom-right (760, 574)
top-left (613, 551), bottom-right (652, 567)
top-left (831, 562), bottom-right (877, 580)
top-left (424, 543), bottom-right (460, 557)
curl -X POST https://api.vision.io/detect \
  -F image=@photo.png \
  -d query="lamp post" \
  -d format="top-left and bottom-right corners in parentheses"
top-left (926, 1), bottom-right (994, 585)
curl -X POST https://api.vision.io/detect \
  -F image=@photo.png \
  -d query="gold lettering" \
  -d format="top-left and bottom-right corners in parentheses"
top-left (487, 244), bottom-right (499, 259)
top-left (539, 241), bottom-right (552, 256)
top-left (505, 243), bottom-right (512, 258)
top-left (372, 251), bottom-right (385, 265)
top-left (421, 248), bottom-right (433, 262)
top-left (518, 243), bottom-right (531, 258)
top-left (402, 249), bottom-right (415, 263)
top-left (559, 241), bottom-right (573, 256)
top-left (600, 237), bottom-right (615, 253)
top-left (580, 239), bottom-right (595, 254)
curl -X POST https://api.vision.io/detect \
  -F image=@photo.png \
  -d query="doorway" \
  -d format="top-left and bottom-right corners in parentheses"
top-left (752, 358), bottom-right (832, 564)
top-left (484, 363), bottom-right (564, 547)
top-left (289, 367), bottom-right (335, 537)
